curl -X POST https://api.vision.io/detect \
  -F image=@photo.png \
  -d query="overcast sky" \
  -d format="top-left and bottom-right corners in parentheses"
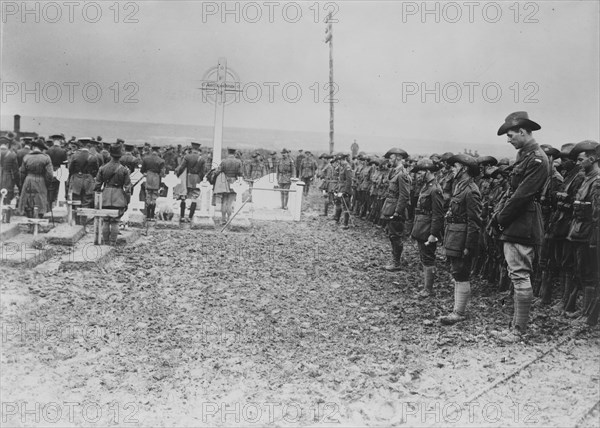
top-left (1, 0), bottom-right (599, 148)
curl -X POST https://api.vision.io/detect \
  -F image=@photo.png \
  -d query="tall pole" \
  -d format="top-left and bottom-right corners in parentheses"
top-left (326, 13), bottom-right (334, 155)
top-left (212, 57), bottom-right (227, 168)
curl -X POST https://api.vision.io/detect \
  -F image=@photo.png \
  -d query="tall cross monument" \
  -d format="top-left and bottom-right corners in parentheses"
top-left (201, 58), bottom-right (242, 168)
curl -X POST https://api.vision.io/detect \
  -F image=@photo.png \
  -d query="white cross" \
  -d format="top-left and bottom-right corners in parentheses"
top-left (163, 171), bottom-right (181, 200)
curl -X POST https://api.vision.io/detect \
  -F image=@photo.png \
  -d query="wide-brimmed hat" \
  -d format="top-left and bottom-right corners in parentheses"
top-left (31, 139), bottom-right (48, 151)
top-left (497, 111), bottom-right (541, 135)
top-left (152, 145), bottom-right (162, 151)
top-left (335, 152), bottom-right (349, 160)
top-left (440, 152), bottom-right (454, 163)
top-left (540, 144), bottom-right (561, 158)
top-left (447, 153), bottom-right (479, 176)
top-left (383, 147), bottom-right (408, 159)
top-left (191, 142), bottom-right (201, 150)
top-left (49, 133), bottom-right (65, 140)
top-left (478, 155), bottom-right (498, 167)
top-left (124, 143), bottom-right (134, 151)
top-left (109, 145), bottom-right (122, 158)
top-left (412, 158), bottom-right (439, 172)
top-left (570, 140), bottom-right (599, 159)
top-left (281, 148), bottom-right (290, 154)
top-left (560, 143), bottom-right (575, 159)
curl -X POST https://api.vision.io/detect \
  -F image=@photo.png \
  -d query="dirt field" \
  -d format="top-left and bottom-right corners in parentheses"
top-left (1, 192), bottom-right (599, 427)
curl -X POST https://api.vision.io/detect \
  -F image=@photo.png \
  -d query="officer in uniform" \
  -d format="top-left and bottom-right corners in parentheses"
top-left (18, 139), bottom-right (54, 218)
top-left (214, 148), bottom-right (244, 225)
top-left (333, 153), bottom-right (353, 230)
top-left (175, 142), bottom-right (206, 222)
top-left (140, 145), bottom-right (166, 221)
top-left (380, 148), bottom-right (411, 271)
top-left (94, 145), bottom-right (131, 245)
top-left (439, 154), bottom-right (482, 325)
top-left (564, 140), bottom-right (599, 320)
top-left (410, 158), bottom-right (445, 298)
top-left (276, 148), bottom-right (296, 210)
top-left (68, 140), bottom-right (102, 225)
top-left (490, 112), bottom-right (548, 342)
top-left (300, 151), bottom-right (318, 195)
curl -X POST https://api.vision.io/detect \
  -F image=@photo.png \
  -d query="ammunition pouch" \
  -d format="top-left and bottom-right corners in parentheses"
top-left (573, 201), bottom-right (593, 221)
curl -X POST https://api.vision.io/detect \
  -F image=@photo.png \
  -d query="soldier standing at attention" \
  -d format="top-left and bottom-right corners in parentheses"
top-left (333, 153), bottom-right (353, 230)
top-left (439, 154), bottom-right (482, 325)
top-left (490, 112), bottom-right (548, 342)
top-left (564, 140), bottom-right (599, 321)
top-left (95, 145), bottom-right (131, 246)
top-left (141, 145), bottom-right (166, 221)
top-left (175, 142), bottom-right (206, 222)
top-left (380, 148), bottom-right (411, 271)
top-left (410, 158), bottom-right (445, 298)
top-left (214, 148), bottom-right (244, 225)
top-left (300, 151), bottom-right (318, 196)
top-left (277, 149), bottom-right (296, 210)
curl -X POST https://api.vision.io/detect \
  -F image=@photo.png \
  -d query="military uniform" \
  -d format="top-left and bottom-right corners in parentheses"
top-left (300, 154), bottom-right (318, 195)
top-left (490, 112), bottom-right (548, 341)
top-left (68, 148), bottom-right (102, 224)
top-left (333, 156), bottom-right (353, 229)
top-left (410, 159), bottom-right (445, 297)
top-left (381, 157), bottom-right (411, 270)
top-left (18, 145), bottom-right (54, 217)
top-left (140, 150), bottom-right (166, 220)
top-left (94, 149), bottom-right (131, 245)
top-left (175, 148), bottom-right (206, 220)
top-left (46, 142), bottom-right (68, 206)
top-left (276, 153), bottom-right (296, 210)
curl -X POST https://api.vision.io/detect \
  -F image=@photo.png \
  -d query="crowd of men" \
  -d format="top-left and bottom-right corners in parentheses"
top-left (1, 111), bottom-right (598, 341)
top-left (0, 135), bottom-right (321, 228)
top-left (315, 112), bottom-right (599, 341)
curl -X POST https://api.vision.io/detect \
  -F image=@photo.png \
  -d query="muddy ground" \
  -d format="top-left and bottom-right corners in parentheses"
top-left (1, 191), bottom-right (599, 427)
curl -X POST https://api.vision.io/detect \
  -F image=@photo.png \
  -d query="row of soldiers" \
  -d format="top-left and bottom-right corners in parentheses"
top-left (0, 134), bottom-right (321, 223)
top-left (316, 112), bottom-right (599, 342)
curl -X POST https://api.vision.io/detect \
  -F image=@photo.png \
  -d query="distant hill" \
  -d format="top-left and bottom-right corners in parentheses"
top-left (0, 115), bottom-right (515, 158)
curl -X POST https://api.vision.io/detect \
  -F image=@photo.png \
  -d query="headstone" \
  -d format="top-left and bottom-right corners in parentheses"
top-left (174, 168), bottom-right (187, 199)
top-left (55, 164), bottom-right (69, 206)
top-left (197, 177), bottom-right (213, 217)
top-left (77, 207), bottom-right (119, 245)
top-left (230, 179), bottom-right (250, 215)
top-left (124, 168), bottom-right (146, 226)
top-left (163, 171), bottom-right (181, 200)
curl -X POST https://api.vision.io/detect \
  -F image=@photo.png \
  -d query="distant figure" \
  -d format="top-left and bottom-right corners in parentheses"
top-left (95, 145), bottom-right (131, 245)
top-left (18, 139), bottom-right (53, 218)
top-left (141, 145), bottom-right (166, 221)
top-left (351, 140), bottom-right (359, 158)
top-left (1, 138), bottom-right (19, 204)
top-left (277, 148), bottom-right (296, 210)
top-left (294, 150), bottom-right (305, 178)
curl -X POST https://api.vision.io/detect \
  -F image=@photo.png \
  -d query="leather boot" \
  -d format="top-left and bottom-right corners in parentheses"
top-left (384, 239), bottom-right (402, 271)
top-left (342, 213), bottom-right (350, 230)
top-left (582, 285), bottom-right (595, 316)
top-left (418, 266), bottom-right (435, 298)
top-left (189, 202), bottom-right (197, 220)
top-left (553, 272), bottom-right (569, 312)
top-left (320, 201), bottom-right (329, 216)
top-left (179, 200), bottom-right (186, 221)
top-left (564, 275), bottom-right (579, 314)
top-left (537, 270), bottom-right (554, 305)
